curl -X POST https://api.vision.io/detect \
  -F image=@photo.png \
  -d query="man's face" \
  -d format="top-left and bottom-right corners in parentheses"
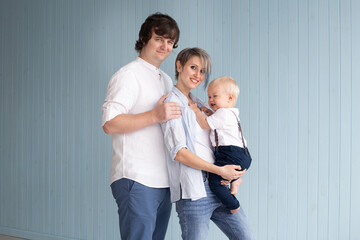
top-left (139, 31), bottom-right (175, 68)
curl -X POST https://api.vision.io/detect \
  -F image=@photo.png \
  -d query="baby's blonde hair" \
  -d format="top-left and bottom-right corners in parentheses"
top-left (208, 76), bottom-right (240, 104)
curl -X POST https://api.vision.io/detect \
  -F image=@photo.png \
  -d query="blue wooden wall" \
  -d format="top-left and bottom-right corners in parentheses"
top-left (1, 0), bottom-right (359, 239)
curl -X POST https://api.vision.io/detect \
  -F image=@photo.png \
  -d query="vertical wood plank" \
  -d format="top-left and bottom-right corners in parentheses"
top-left (308, 0), bottom-right (320, 238)
top-left (350, 1), bottom-right (360, 239)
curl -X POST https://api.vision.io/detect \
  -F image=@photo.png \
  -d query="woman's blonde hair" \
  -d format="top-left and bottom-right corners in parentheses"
top-left (209, 76), bottom-right (240, 103)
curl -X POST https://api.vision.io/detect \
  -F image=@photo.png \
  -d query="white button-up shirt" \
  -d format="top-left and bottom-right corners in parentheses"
top-left (102, 57), bottom-right (173, 187)
top-left (207, 108), bottom-right (247, 148)
top-left (161, 87), bottom-right (215, 202)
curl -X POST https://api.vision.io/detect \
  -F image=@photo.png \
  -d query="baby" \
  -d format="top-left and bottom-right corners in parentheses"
top-left (190, 76), bottom-right (252, 214)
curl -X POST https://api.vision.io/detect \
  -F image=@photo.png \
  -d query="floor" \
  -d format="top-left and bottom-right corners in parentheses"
top-left (0, 235), bottom-right (26, 240)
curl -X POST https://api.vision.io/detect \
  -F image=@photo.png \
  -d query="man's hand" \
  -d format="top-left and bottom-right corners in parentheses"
top-left (153, 94), bottom-right (181, 123)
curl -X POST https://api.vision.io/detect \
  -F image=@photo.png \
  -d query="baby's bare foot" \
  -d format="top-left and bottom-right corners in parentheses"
top-left (230, 207), bottom-right (240, 214)
top-left (230, 178), bottom-right (243, 195)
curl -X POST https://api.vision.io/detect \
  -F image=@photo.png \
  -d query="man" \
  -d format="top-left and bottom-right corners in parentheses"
top-left (102, 13), bottom-right (181, 240)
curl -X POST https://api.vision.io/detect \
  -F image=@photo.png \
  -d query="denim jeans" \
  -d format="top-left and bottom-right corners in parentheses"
top-left (176, 175), bottom-right (254, 240)
top-left (111, 178), bottom-right (172, 240)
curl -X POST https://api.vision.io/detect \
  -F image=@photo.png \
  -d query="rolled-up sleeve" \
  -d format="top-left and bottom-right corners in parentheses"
top-left (102, 70), bottom-right (138, 126)
top-left (161, 110), bottom-right (187, 160)
top-left (161, 111), bottom-right (187, 160)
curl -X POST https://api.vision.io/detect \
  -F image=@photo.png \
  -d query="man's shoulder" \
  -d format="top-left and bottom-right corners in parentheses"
top-left (110, 59), bottom-right (141, 79)
top-left (159, 68), bottom-right (171, 79)
top-left (117, 59), bottom-right (140, 72)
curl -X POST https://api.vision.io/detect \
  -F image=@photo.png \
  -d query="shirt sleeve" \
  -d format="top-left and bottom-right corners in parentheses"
top-left (161, 97), bottom-right (187, 161)
top-left (101, 69), bottom-right (139, 126)
top-left (206, 108), bottom-right (227, 130)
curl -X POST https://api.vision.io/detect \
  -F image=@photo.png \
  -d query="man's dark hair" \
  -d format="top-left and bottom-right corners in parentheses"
top-left (135, 13), bottom-right (180, 52)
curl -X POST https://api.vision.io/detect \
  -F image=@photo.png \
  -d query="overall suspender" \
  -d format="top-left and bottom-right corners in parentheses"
top-left (214, 111), bottom-right (249, 156)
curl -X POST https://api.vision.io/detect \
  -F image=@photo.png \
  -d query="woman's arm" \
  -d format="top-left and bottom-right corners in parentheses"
top-left (175, 148), bottom-right (245, 180)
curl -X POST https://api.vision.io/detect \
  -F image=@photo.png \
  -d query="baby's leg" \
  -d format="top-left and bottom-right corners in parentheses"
top-left (230, 178), bottom-right (243, 195)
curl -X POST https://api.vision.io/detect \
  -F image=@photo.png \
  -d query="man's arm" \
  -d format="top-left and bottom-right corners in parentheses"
top-left (103, 94), bottom-right (181, 134)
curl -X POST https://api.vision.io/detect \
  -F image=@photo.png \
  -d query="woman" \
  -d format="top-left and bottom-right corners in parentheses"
top-left (161, 48), bottom-right (254, 239)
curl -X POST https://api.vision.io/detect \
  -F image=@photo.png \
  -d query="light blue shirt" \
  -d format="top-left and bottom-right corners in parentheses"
top-left (161, 87), bottom-right (213, 202)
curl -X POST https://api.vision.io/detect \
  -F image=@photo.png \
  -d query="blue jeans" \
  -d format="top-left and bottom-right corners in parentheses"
top-left (111, 178), bottom-right (172, 240)
top-left (176, 175), bottom-right (254, 240)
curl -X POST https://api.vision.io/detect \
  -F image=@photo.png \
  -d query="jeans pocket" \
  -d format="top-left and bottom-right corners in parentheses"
top-left (110, 178), bottom-right (135, 200)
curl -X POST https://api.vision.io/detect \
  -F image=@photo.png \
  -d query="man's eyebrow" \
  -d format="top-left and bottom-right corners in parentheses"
top-left (154, 35), bottom-right (170, 40)
top-left (155, 34), bottom-right (175, 40)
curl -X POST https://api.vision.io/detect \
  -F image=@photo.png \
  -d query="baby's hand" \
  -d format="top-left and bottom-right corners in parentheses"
top-left (189, 102), bottom-right (200, 113)
top-left (200, 106), bottom-right (213, 116)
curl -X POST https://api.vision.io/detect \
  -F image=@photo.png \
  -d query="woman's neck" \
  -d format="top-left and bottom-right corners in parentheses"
top-left (176, 84), bottom-right (191, 101)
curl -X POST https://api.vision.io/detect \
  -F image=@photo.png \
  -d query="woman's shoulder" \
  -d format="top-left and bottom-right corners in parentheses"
top-left (164, 90), bottom-right (179, 102)
top-left (164, 87), bottom-right (187, 106)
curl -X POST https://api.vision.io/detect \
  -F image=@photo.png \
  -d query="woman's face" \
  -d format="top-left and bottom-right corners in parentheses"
top-left (176, 56), bottom-right (206, 93)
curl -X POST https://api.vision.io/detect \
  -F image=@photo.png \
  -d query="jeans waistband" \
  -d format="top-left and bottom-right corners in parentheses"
top-left (202, 171), bottom-right (209, 181)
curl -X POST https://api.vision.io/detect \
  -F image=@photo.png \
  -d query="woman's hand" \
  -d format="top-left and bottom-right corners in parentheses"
top-left (218, 165), bottom-right (246, 181)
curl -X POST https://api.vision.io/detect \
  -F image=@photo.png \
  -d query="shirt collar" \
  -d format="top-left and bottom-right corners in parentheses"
top-left (136, 57), bottom-right (160, 72)
top-left (171, 87), bottom-right (201, 107)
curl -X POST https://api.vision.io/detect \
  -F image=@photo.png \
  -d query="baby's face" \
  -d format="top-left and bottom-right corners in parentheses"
top-left (207, 84), bottom-right (233, 111)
